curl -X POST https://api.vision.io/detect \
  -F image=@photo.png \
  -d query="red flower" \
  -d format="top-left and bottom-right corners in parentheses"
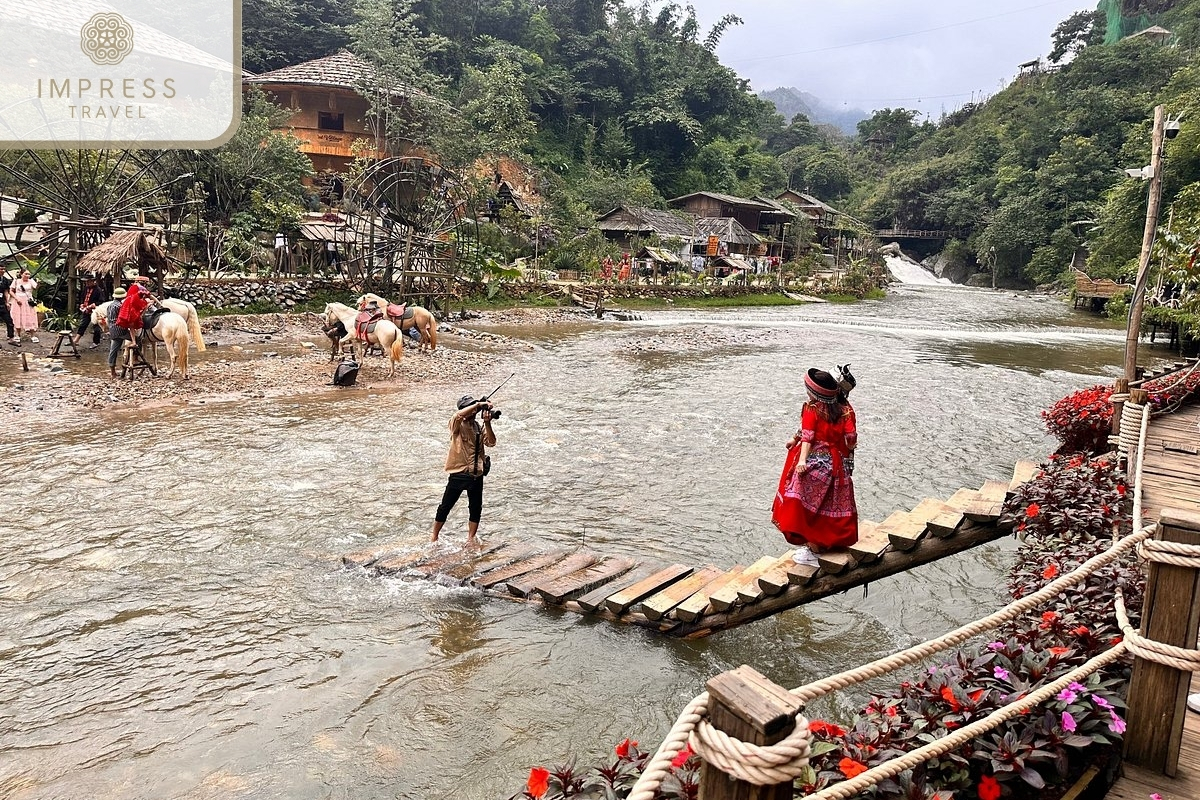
top-left (1042, 564), bottom-right (1058, 579)
top-left (615, 738), bottom-right (637, 758)
top-left (670, 743), bottom-right (694, 769)
top-left (1040, 611), bottom-right (1058, 629)
top-left (526, 767), bottom-right (550, 799)
top-left (1049, 646), bottom-right (1069, 656)
top-left (978, 774), bottom-right (1001, 800)
top-left (838, 757), bottom-right (868, 778)
top-left (969, 688), bottom-right (986, 704)
top-left (808, 720), bottom-right (847, 737)
top-left (884, 705), bottom-right (898, 717)
top-left (1073, 626), bottom-right (1090, 636)
top-left (1117, 483), bottom-right (1127, 496)
top-left (940, 686), bottom-right (962, 711)
top-left (1110, 636), bottom-right (1123, 645)
top-left (1026, 503), bottom-right (1041, 518)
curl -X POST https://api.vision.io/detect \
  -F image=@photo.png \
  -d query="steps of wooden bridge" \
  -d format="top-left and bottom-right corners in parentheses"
top-left (343, 462), bottom-right (1039, 638)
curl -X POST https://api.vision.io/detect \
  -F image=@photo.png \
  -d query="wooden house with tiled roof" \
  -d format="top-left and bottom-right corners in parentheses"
top-left (595, 205), bottom-right (697, 250)
top-left (668, 191), bottom-right (794, 258)
top-left (244, 50), bottom-right (393, 173)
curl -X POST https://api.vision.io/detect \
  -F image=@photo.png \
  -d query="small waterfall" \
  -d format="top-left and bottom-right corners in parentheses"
top-left (884, 254), bottom-right (952, 286)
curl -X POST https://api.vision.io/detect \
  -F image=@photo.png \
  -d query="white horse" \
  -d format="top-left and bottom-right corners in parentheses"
top-left (355, 293), bottom-right (439, 353)
top-left (323, 301), bottom-right (403, 378)
top-left (161, 298), bottom-right (206, 351)
top-left (93, 301), bottom-right (191, 379)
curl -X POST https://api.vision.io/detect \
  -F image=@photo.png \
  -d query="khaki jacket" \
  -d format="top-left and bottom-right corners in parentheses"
top-left (444, 403), bottom-right (496, 475)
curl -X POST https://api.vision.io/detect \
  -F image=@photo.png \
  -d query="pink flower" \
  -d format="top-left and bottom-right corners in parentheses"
top-left (994, 666), bottom-right (1010, 681)
top-left (1109, 711), bottom-right (1126, 734)
top-left (1057, 688), bottom-right (1077, 704)
top-left (1062, 711), bottom-right (1077, 732)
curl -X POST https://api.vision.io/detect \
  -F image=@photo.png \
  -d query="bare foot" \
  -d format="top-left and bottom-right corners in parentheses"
top-left (430, 533), bottom-right (439, 543)
top-left (465, 537), bottom-right (480, 549)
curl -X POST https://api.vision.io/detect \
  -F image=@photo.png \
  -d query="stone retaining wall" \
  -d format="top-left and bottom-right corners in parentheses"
top-left (165, 279), bottom-right (347, 309)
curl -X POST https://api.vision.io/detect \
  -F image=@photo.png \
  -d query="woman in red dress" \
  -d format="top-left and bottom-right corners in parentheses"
top-left (772, 368), bottom-right (858, 566)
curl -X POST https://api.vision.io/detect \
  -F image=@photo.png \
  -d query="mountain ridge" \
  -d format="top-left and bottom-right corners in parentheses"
top-left (758, 87), bottom-right (868, 135)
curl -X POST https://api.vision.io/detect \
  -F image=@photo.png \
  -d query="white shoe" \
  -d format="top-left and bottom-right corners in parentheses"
top-left (30, 336), bottom-right (38, 343)
top-left (1188, 693), bottom-right (1200, 714)
top-left (792, 546), bottom-right (821, 567)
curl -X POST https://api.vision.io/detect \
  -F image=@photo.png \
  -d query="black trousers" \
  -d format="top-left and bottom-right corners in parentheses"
top-left (435, 472), bottom-right (484, 524)
top-left (75, 313), bottom-right (103, 343)
top-left (0, 304), bottom-right (12, 338)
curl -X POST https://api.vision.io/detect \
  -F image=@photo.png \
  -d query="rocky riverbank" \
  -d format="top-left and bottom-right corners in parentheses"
top-left (0, 306), bottom-right (598, 432)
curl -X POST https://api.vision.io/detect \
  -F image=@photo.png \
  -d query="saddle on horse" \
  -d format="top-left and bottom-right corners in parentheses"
top-left (355, 308), bottom-right (383, 340)
top-left (140, 305), bottom-right (169, 340)
top-left (386, 303), bottom-right (412, 324)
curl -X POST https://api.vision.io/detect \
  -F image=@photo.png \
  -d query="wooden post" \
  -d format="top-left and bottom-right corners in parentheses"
top-left (1124, 508), bottom-right (1200, 775)
top-left (699, 665), bottom-right (803, 800)
top-left (1111, 377), bottom-right (1128, 448)
top-left (1124, 105), bottom-right (1167, 383)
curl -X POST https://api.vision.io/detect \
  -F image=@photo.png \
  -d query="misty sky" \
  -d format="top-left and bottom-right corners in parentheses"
top-left (685, 0), bottom-right (1097, 118)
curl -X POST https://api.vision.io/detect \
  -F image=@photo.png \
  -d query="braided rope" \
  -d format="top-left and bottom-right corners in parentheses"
top-left (690, 714), bottom-right (811, 785)
top-left (626, 694), bottom-right (709, 800)
top-left (1139, 538), bottom-right (1200, 569)
top-left (797, 645), bottom-right (1127, 800)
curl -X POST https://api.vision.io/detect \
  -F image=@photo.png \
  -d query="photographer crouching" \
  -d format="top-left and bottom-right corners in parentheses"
top-left (429, 395), bottom-right (498, 546)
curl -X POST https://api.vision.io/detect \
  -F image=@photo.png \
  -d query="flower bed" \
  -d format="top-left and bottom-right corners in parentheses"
top-left (1041, 385), bottom-right (1113, 456)
top-left (508, 404), bottom-right (1140, 800)
top-left (1142, 366), bottom-right (1200, 412)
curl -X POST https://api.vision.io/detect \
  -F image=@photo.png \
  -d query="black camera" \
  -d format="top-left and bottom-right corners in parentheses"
top-left (483, 402), bottom-right (501, 419)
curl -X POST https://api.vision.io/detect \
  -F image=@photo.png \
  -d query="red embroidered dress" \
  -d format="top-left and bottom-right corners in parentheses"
top-left (772, 402), bottom-right (859, 548)
top-left (116, 284), bottom-right (149, 330)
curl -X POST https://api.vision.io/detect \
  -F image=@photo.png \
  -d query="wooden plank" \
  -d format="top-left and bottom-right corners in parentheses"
top-left (978, 479), bottom-right (1009, 502)
top-left (816, 549), bottom-right (855, 575)
top-left (757, 562), bottom-right (793, 596)
top-left (443, 543), bottom-right (539, 583)
top-left (604, 565), bottom-right (693, 615)
top-left (673, 567), bottom-right (745, 622)
top-left (848, 521), bottom-right (890, 562)
top-left (673, 522), bottom-right (1011, 638)
top-left (943, 488), bottom-right (980, 511)
top-left (471, 548), bottom-right (573, 589)
top-left (507, 552), bottom-right (599, 598)
top-left (709, 556), bottom-right (779, 612)
top-left (908, 498), bottom-right (956, 531)
top-left (639, 566), bottom-right (722, 621)
top-left (927, 504), bottom-right (967, 538)
top-left (879, 510), bottom-right (926, 551)
top-left (786, 563), bottom-right (820, 586)
top-left (375, 548), bottom-right (438, 575)
top-left (575, 566), bottom-right (655, 613)
top-left (738, 555), bottom-right (795, 604)
top-left (533, 556), bottom-right (636, 604)
top-left (410, 541), bottom-right (505, 577)
top-left (1009, 460), bottom-right (1039, 492)
top-left (342, 541), bottom-right (409, 568)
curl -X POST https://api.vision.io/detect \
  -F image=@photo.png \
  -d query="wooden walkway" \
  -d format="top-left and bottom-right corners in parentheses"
top-left (1108, 399), bottom-right (1200, 800)
top-left (343, 463), bottom-right (1036, 638)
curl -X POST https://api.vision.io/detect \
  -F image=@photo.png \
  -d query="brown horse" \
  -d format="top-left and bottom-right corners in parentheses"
top-left (356, 293), bottom-right (439, 353)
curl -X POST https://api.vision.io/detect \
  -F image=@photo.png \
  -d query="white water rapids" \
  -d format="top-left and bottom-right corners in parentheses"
top-left (885, 254), bottom-right (952, 286)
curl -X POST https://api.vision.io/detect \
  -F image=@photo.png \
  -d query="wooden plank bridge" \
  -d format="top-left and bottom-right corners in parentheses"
top-left (342, 462), bottom-right (1037, 638)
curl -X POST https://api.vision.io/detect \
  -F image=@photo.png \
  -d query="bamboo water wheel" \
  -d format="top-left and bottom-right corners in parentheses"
top-left (0, 149), bottom-right (191, 309)
top-left (344, 156), bottom-right (476, 314)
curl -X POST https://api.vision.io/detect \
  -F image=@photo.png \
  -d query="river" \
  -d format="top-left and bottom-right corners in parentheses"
top-left (0, 286), bottom-right (1138, 799)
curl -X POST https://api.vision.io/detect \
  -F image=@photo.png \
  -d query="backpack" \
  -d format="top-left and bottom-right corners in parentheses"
top-left (331, 358), bottom-right (360, 386)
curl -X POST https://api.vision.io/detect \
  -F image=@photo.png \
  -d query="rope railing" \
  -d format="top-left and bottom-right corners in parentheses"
top-left (627, 395), bottom-right (1200, 800)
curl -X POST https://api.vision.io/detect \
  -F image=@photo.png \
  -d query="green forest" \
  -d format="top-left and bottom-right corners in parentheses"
top-left (241, 0), bottom-right (1200, 297)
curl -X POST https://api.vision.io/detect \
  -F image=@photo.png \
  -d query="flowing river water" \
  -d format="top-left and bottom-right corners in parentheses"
top-left (0, 286), bottom-right (1142, 800)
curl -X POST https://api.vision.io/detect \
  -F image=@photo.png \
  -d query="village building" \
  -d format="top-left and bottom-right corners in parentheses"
top-left (243, 50), bottom-right (391, 176)
top-left (666, 191), bottom-right (794, 259)
top-left (594, 205), bottom-right (696, 251)
top-left (474, 156), bottom-right (543, 223)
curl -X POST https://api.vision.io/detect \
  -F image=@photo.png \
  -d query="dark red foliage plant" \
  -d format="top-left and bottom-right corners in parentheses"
top-left (1041, 385), bottom-right (1113, 456)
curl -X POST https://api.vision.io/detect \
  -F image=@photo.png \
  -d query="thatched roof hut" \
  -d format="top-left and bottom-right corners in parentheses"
top-left (77, 231), bottom-right (170, 288)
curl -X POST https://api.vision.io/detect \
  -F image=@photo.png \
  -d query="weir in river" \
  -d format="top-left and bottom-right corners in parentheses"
top-left (0, 286), bottom-right (1137, 799)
